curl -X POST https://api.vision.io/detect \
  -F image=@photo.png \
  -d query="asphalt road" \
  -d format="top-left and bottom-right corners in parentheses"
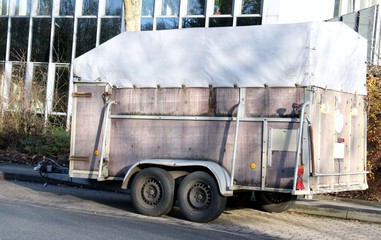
top-left (0, 180), bottom-right (381, 240)
top-left (0, 200), bottom-right (251, 240)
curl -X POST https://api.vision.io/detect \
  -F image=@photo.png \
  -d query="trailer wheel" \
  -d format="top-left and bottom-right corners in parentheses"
top-left (178, 171), bottom-right (227, 223)
top-left (131, 168), bottom-right (174, 217)
top-left (254, 191), bottom-right (297, 213)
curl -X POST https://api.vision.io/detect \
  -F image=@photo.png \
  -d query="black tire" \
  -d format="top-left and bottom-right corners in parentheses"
top-left (131, 168), bottom-right (175, 217)
top-left (178, 171), bottom-right (227, 223)
top-left (254, 191), bottom-right (297, 213)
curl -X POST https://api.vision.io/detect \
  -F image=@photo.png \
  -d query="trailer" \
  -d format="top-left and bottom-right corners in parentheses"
top-left (70, 22), bottom-right (368, 223)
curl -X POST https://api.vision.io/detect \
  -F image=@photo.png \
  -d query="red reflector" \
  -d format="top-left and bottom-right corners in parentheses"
top-left (296, 165), bottom-right (305, 190)
top-left (338, 138), bottom-right (345, 143)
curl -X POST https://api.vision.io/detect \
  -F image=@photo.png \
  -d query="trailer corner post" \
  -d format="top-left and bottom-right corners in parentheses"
top-left (292, 101), bottom-right (310, 194)
top-left (230, 88), bottom-right (245, 189)
top-left (98, 100), bottom-right (117, 181)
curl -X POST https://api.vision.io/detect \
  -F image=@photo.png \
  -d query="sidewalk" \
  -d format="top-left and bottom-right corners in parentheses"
top-left (1, 162), bottom-right (381, 224)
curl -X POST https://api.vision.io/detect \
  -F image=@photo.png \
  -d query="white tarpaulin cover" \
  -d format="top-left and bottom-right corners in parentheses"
top-left (74, 21), bottom-right (367, 95)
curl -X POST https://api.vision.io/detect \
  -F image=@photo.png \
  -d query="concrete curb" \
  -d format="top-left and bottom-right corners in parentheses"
top-left (290, 204), bottom-right (381, 223)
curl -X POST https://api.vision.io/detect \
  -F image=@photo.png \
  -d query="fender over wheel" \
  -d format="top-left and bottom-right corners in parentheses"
top-left (255, 191), bottom-right (297, 213)
top-left (178, 171), bottom-right (227, 223)
top-left (131, 167), bottom-right (175, 217)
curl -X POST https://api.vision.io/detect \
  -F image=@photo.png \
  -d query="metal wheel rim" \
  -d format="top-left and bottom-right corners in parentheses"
top-left (141, 178), bottom-right (162, 206)
top-left (187, 182), bottom-right (212, 210)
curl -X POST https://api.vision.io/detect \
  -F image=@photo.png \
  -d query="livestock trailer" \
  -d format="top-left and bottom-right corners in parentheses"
top-left (70, 22), bottom-right (368, 222)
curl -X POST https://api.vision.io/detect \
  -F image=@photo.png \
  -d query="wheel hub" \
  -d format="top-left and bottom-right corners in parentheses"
top-left (141, 179), bottom-right (162, 206)
top-left (188, 182), bottom-right (211, 210)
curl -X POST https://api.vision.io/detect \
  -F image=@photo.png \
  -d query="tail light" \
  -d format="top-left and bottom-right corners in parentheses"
top-left (296, 165), bottom-right (305, 190)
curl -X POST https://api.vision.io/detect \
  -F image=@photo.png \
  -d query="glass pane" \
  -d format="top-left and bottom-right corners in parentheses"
top-left (214, 0), bottom-right (232, 15)
top-left (54, 18), bottom-right (74, 63)
top-left (161, 0), bottom-right (180, 16)
top-left (76, 18), bottom-right (97, 57)
top-left (157, 18), bottom-right (178, 30)
top-left (241, 0), bottom-right (261, 14)
top-left (31, 64), bottom-right (47, 112)
top-left (187, 0), bottom-right (205, 15)
top-left (32, 18), bottom-right (51, 62)
top-left (209, 17), bottom-right (233, 27)
top-left (53, 66), bottom-right (69, 113)
top-left (1, 0), bottom-right (8, 15)
top-left (100, 18), bottom-right (121, 44)
top-left (237, 17), bottom-right (261, 26)
top-left (105, 0), bottom-right (122, 16)
top-left (0, 18), bottom-right (7, 60)
top-left (15, 0), bottom-right (30, 16)
top-left (60, 0), bottom-right (75, 16)
top-left (182, 17), bottom-right (205, 28)
top-left (141, 18), bottom-right (153, 31)
top-left (10, 63), bottom-right (26, 110)
top-left (38, 0), bottom-right (52, 16)
top-left (142, 0), bottom-right (154, 16)
top-left (82, 0), bottom-right (98, 16)
top-left (10, 18), bottom-right (29, 61)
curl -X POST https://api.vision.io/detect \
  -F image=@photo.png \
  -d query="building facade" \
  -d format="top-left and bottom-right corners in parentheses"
top-left (0, 0), bottom-right (379, 127)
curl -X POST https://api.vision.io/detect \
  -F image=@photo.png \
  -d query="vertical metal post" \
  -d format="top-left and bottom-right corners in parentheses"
top-left (230, 88), bottom-right (245, 188)
top-left (98, 100), bottom-right (116, 180)
top-left (292, 101), bottom-right (310, 193)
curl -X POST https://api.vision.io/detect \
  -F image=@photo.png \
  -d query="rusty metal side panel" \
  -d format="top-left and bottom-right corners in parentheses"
top-left (108, 119), bottom-right (263, 186)
top-left (113, 88), bottom-right (212, 116)
top-left (112, 87), bottom-right (305, 117)
top-left (245, 88), bottom-right (305, 117)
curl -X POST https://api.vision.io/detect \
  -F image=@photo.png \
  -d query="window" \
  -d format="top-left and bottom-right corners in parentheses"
top-left (10, 18), bottom-right (29, 61)
top-left (214, 0), bottom-right (232, 15)
top-left (38, 0), bottom-right (52, 16)
top-left (209, 17), bottom-right (233, 27)
top-left (187, 0), bottom-right (205, 15)
top-left (241, 0), bottom-right (261, 14)
top-left (53, 66), bottom-right (69, 113)
top-left (53, 18), bottom-right (74, 63)
top-left (157, 18), bottom-right (178, 30)
top-left (31, 64), bottom-right (48, 112)
top-left (32, 18), bottom-right (51, 62)
top-left (100, 18), bottom-right (121, 44)
top-left (141, 18), bottom-right (153, 30)
top-left (1, 0), bottom-right (8, 15)
top-left (82, 0), bottom-right (98, 16)
top-left (142, 0), bottom-right (154, 16)
top-left (105, 0), bottom-right (122, 16)
top-left (9, 63), bottom-right (26, 110)
top-left (0, 18), bottom-right (7, 60)
top-left (210, 0), bottom-right (233, 27)
top-left (237, 17), bottom-right (261, 26)
top-left (182, 17), bottom-right (205, 28)
top-left (157, 0), bottom-right (180, 30)
top-left (161, 0), bottom-right (180, 16)
top-left (60, 0), bottom-right (75, 16)
top-left (15, 0), bottom-right (30, 16)
top-left (76, 18), bottom-right (97, 57)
